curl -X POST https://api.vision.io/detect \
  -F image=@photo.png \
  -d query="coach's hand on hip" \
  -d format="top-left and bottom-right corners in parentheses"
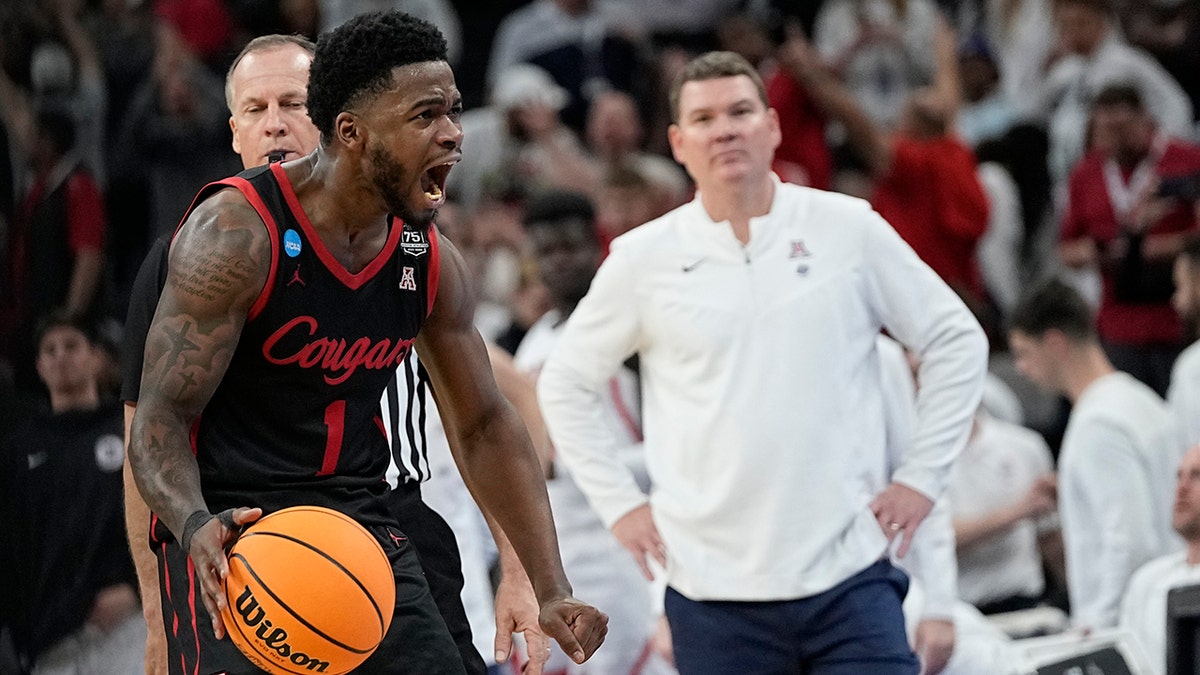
top-left (870, 483), bottom-right (934, 558)
top-left (185, 506), bottom-right (262, 639)
top-left (611, 503), bottom-right (667, 581)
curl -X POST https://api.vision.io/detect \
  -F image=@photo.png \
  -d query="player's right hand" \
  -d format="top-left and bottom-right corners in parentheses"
top-left (188, 506), bottom-right (262, 639)
top-left (538, 597), bottom-right (608, 665)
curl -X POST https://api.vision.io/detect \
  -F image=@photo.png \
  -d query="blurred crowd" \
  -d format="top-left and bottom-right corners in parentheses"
top-left (4, 0), bottom-right (1200, 673)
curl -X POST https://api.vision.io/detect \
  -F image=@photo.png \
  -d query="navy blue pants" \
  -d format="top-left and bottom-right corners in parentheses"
top-left (664, 559), bottom-right (919, 675)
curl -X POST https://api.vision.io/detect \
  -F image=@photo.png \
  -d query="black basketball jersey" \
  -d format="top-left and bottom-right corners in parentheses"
top-left (185, 163), bottom-right (438, 527)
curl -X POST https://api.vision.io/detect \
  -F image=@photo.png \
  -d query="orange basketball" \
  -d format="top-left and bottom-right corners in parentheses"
top-left (219, 506), bottom-right (395, 675)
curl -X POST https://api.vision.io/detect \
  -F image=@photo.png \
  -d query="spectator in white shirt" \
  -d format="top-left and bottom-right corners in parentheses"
top-left (948, 409), bottom-right (1060, 615)
top-left (1008, 278), bottom-right (1183, 630)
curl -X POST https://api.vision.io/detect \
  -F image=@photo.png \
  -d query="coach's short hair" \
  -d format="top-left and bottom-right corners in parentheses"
top-left (1009, 278), bottom-right (1097, 342)
top-left (224, 34), bottom-right (316, 110)
top-left (306, 11), bottom-right (448, 144)
top-left (668, 50), bottom-right (768, 124)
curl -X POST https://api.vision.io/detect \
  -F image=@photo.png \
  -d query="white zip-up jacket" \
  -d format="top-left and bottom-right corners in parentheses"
top-left (538, 181), bottom-right (988, 600)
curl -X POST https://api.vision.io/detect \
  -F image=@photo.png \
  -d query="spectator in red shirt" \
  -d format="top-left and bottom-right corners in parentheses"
top-left (766, 59), bottom-right (833, 190)
top-left (0, 108), bottom-right (106, 395)
top-left (776, 16), bottom-right (990, 315)
top-left (869, 96), bottom-right (990, 310)
top-left (1059, 83), bottom-right (1200, 396)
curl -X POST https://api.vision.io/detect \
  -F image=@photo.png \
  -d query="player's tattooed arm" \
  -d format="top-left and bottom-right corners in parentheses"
top-left (129, 188), bottom-right (271, 540)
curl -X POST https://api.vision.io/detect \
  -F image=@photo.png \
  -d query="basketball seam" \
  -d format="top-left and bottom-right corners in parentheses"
top-left (260, 506), bottom-right (389, 561)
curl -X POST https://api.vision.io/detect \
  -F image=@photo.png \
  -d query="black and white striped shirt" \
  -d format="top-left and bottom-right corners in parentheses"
top-left (382, 350), bottom-right (433, 488)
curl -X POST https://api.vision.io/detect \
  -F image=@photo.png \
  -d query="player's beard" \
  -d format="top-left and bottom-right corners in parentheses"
top-left (369, 144), bottom-right (435, 232)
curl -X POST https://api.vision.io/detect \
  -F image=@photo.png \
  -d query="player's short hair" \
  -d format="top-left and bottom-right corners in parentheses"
top-left (224, 34), bottom-right (316, 110)
top-left (1008, 278), bottom-right (1097, 342)
top-left (33, 310), bottom-right (97, 350)
top-left (668, 50), bottom-right (768, 124)
top-left (306, 10), bottom-right (448, 144)
top-left (522, 189), bottom-right (596, 233)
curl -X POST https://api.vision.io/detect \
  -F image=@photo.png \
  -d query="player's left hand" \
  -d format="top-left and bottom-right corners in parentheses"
top-left (870, 482), bottom-right (934, 558)
top-left (493, 564), bottom-right (549, 674)
top-left (539, 597), bottom-right (608, 665)
top-left (915, 618), bottom-right (955, 675)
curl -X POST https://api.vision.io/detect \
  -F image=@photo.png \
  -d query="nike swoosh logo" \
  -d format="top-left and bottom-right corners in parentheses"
top-left (682, 259), bottom-right (705, 273)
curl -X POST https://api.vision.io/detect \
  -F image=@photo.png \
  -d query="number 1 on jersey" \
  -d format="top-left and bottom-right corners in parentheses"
top-left (318, 400), bottom-right (345, 476)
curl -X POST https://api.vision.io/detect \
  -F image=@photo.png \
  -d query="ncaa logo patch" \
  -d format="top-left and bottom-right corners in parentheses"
top-left (399, 266), bottom-right (417, 291)
top-left (401, 230), bottom-right (429, 257)
top-left (284, 229), bottom-right (303, 258)
top-left (94, 433), bottom-right (124, 473)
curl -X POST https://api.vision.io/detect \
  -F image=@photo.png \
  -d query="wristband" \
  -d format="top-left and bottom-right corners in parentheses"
top-left (181, 510), bottom-right (214, 553)
top-left (215, 508), bottom-right (237, 531)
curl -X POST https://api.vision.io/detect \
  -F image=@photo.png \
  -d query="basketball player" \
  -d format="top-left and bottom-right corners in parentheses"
top-left (537, 50), bottom-right (986, 674)
top-left (121, 32), bottom-right (553, 675)
top-left (127, 11), bottom-right (606, 675)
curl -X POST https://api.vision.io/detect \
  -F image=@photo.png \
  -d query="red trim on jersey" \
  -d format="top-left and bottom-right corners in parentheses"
top-left (169, 177), bottom-right (281, 321)
top-left (150, 513), bottom-right (161, 544)
top-left (609, 378), bottom-right (643, 442)
top-left (426, 225), bottom-right (440, 317)
top-left (225, 177), bottom-right (281, 320)
top-left (171, 181), bottom-right (230, 240)
top-left (271, 162), bottom-right (402, 290)
top-left (373, 414), bottom-right (387, 439)
top-left (187, 557), bottom-right (200, 675)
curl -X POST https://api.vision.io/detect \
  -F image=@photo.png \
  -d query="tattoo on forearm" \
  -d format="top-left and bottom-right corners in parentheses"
top-left (153, 321), bottom-right (204, 396)
top-left (131, 195), bottom-right (269, 533)
top-left (175, 371), bottom-right (199, 398)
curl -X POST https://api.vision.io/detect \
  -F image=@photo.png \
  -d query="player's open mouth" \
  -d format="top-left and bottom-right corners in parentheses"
top-left (422, 162), bottom-right (454, 204)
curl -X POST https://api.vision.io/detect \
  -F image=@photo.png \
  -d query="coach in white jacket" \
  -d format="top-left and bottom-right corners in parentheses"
top-left (536, 50), bottom-right (988, 674)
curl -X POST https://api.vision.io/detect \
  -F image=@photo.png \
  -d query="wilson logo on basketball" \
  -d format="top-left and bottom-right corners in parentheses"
top-left (262, 316), bottom-right (413, 385)
top-left (233, 586), bottom-right (331, 672)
